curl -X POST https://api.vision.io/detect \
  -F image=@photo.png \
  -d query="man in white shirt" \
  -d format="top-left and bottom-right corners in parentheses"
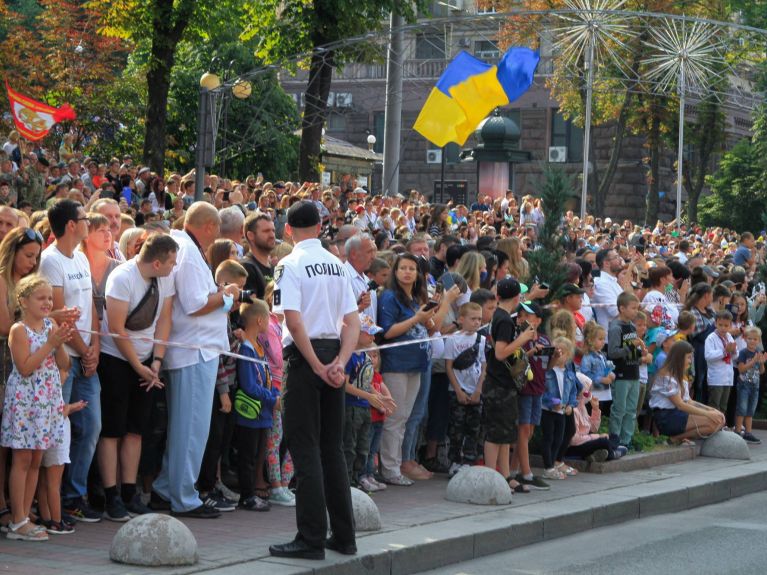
top-left (674, 239), bottom-right (690, 264)
top-left (344, 234), bottom-right (377, 322)
top-left (40, 199), bottom-right (102, 522)
top-left (97, 234), bottom-right (177, 521)
top-left (218, 206), bottom-right (245, 257)
top-left (592, 248), bottom-right (632, 331)
top-left (269, 201), bottom-right (359, 560)
top-left (151, 202), bottom-right (240, 519)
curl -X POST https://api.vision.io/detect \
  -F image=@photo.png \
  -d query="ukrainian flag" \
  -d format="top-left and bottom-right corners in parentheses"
top-left (413, 47), bottom-right (540, 148)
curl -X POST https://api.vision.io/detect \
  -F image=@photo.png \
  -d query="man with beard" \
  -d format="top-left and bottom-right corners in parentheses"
top-left (592, 248), bottom-right (633, 331)
top-left (241, 211), bottom-right (276, 299)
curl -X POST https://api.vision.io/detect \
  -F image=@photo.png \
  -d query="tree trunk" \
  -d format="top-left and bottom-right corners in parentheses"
top-left (142, 0), bottom-right (194, 174)
top-left (644, 97), bottom-right (661, 226)
top-left (298, 48), bottom-right (334, 182)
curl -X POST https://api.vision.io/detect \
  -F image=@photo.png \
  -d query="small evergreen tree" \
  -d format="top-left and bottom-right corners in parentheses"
top-left (526, 164), bottom-right (575, 299)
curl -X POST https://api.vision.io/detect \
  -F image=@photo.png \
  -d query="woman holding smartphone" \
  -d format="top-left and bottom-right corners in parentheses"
top-left (377, 253), bottom-right (437, 486)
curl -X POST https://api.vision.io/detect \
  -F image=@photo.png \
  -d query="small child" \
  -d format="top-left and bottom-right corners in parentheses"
top-left (444, 302), bottom-right (486, 477)
top-left (344, 315), bottom-right (394, 492)
top-left (676, 311), bottom-right (696, 342)
top-left (235, 300), bottom-right (280, 511)
top-left (634, 311), bottom-right (655, 417)
top-left (579, 322), bottom-right (615, 413)
top-left (607, 292), bottom-right (643, 451)
top-left (260, 281), bottom-right (295, 507)
top-left (735, 326), bottom-right (766, 443)
top-left (2, 275), bottom-right (73, 541)
top-left (704, 310), bottom-right (737, 413)
top-left (566, 378), bottom-right (618, 461)
top-left (198, 260), bottom-right (248, 511)
top-left (363, 349), bottom-right (393, 487)
top-left (512, 301), bottom-right (551, 491)
top-left (653, 329), bottom-right (677, 373)
top-left (541, 337), bottom-right (579, 480)
top-left (366, 258), bottom-right (391, 291)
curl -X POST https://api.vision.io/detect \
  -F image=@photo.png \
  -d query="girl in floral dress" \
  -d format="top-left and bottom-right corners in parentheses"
top-left (1, 275), bottom-right (72, 541)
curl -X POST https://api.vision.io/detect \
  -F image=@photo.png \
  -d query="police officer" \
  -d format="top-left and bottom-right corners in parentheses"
top-left (269, 201), bottom-right (360, 561)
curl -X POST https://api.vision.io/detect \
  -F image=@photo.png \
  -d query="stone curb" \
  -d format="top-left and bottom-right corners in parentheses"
top-left (194, 460), bottom-right (767, 575)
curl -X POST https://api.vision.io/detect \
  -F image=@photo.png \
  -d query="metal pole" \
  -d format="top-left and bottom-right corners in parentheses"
top-left (676, 66), bottom-right (685, 226)
top-left (440, 145), bottom-right (446, 203)
top-left (382, 11), bottom-right (404, 197)
top-left (221, 96), bottom-right (228, 178)
top-left (194, 88), bottom-right (207, 202)
top-left (580, 32), bottom-right (595, 220)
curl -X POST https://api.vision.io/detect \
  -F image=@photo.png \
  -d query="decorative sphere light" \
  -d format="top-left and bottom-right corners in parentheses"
top-left (232, 79), bottom-right (252, 99)
top-left (367, 134), bottom-right (376, 145)
top-left (199, 72), bottom-right (221, 90)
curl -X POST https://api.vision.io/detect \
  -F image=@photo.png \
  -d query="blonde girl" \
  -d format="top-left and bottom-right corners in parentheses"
top-left (578, 322), bottom-right (615, 404)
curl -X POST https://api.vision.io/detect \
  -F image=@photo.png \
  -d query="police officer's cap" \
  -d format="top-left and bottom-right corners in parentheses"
top-left (287, 200), bottom-right (320, 228)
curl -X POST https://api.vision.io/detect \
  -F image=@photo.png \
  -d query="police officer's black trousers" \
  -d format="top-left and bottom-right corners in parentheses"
top-left (283, 340), bottom-right (355, 548)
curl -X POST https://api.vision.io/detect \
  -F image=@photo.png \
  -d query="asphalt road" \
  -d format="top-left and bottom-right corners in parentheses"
top-left (418, 490), bottom-right (767, 575)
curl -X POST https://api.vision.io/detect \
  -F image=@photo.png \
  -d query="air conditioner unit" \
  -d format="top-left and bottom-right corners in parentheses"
top-left (548, 146), bottom-right (567, 163)
top-left (326, 92), bottom-right (335, 106)
top-left (426, 149), bottom-right (442, 164)
top-left (335, 93), bottom-right (353, 108)
top-left (476, 50), bottom-right (500, 60)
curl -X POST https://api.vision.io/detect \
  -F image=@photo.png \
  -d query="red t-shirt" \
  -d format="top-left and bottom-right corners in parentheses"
top-left (371, 372), bottom-right (386, 423)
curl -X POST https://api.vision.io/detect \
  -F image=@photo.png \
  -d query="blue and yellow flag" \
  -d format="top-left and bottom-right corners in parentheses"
top-left (413, 47), bottom-right (540, 148)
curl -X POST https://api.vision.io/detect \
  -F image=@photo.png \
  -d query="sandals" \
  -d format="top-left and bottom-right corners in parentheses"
top-left (542, 467), bottom-right (567, 480)
top-left (556, 463), bottom-right (578, 476)
top-left (7, 518), bottom-right (48, 541)
top-left (506, 477), bottom-right (530, 494)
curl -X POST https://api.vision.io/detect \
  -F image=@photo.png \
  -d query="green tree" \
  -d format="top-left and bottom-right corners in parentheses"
top-left (242, 0), bottom-right (427, 182)
top-left (698, 105), bottom-right (767, 233)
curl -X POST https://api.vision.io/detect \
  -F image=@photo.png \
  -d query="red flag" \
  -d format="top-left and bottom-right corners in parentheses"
top-left (5, 81), bottom-right (76, 141)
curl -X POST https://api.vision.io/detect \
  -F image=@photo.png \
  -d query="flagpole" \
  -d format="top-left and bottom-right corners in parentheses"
top-left (580, 32), bottom-right (595, 221)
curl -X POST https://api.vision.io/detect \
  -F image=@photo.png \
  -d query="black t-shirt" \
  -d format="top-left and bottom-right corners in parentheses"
top-left (429, 256), bottom-right (447, 281)
top-left (240, 253), bottom-right (270, 300)
top-left (486, 307), bottom-right (518, 385)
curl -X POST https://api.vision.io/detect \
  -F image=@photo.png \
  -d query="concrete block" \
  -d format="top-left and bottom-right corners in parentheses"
top-left (109, 513), bottom-right (198, 566)
top-left (351, 487), bottom-right (382, 531)
top-left (700, 431), bottom-right (751, 460)
top-left (445, 466), bottom-right (512, 506)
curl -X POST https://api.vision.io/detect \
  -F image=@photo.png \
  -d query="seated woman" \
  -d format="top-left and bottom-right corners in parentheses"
top-left (650, 340), bottom-right (725, 444)
top-left (566, 374), bottom-right (623, 462)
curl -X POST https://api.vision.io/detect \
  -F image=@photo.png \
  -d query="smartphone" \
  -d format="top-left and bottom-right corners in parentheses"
top-left (441, 273), bottom-right (455, 291)
top-left (536, 346), bottom-right (556, 357)
top-left (539, 282), bottom-right (550, 290)
top-left (423, 300), bottom-right (439, 312)
top-left (518, 320), bottom-right (530, 332)
top-left (434, 283), bottom-right (444, 297)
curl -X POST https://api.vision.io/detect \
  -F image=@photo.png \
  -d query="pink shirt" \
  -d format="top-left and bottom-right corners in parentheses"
top-left (258, 313), bottom-right (284, 390)
top-left (570, 401), bottom-right (603, 446)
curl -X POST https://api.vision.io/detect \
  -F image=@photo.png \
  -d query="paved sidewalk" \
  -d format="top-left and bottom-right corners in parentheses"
top-left (2, 432), bottom-right (767, 575)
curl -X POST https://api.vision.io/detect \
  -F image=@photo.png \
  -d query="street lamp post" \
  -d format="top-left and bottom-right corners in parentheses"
top-left (367, 134), bottom-right (377, 194)
top-left (194, 72), bottom-right (221, 201)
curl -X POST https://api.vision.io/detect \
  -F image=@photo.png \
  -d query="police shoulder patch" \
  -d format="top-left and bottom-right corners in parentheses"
top-left (274, 264), bottom-right (284, 284)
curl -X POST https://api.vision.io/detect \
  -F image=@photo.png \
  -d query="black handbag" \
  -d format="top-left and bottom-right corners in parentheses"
top-left (124, 277), bottom-right (159, 331)
top-left (451, 333), bottom-right (482, 371)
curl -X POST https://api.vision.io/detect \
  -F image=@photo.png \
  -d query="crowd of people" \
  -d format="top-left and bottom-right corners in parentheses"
top-left (0, 131), bottom-right (763, 554)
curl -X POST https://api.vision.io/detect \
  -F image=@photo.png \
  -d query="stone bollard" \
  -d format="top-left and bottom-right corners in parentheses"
top-left (700, 430), bottom-right (751, 460)
top-left (445, 466), bottom-right (512, 505)
top-left (351, 487), bottom-right (382, 531)
top-left (110, 513), bottom-right (198, 566)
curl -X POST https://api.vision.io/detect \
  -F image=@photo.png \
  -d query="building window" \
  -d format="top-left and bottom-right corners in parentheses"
top-left (551, 109), bottom-right (583, 163)
top-left (418, 1), bottom-right (448, 18)
top-left (416, 34), bottom-right (446, 60)
top-left (373, 112), bottom-right (385, 153)
top-left (327, 113), bottom-right (346, 132)
top-left (474, 40), bottom-right (500, 61)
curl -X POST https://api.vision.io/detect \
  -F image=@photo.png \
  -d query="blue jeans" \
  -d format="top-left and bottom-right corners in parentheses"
top-left (152, 356), bottom-right (217, 512)
top-left (62, 357), bottom-right (101, 502)
top-left (736, 380), bottom-right (760, 418)
top-left (402, 365), bottom-right (431, 462)
top-left (365, 421), bottom-right (384, 476)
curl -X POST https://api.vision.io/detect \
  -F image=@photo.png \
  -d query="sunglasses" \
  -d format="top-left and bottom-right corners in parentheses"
top-left (17, 228), bottom-right (43, 247)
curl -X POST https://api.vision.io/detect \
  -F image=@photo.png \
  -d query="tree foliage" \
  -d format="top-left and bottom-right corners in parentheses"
top-left (698, 105), bottom-right (767, 234)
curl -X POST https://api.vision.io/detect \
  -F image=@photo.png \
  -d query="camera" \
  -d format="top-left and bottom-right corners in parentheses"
top-left (238, 289), bottom-right (254, 303)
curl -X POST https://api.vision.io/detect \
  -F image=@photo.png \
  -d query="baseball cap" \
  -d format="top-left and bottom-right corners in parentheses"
top-left (359, 314), bottom-right (383, 335)
top-left (138, 166), bottom-right (151, 175)
top-left (655, 329), bottom-right (678, 347)
top-left (557, 283), bottom-right (585, 299)
top-left (287, 200), bottom-right (320, 228)
top-left (497, 278), bottom-right (528, 300)
top-left (702, 265), bottom-right (720, 279)
top-left (517, 300), bottom-right (544, 318)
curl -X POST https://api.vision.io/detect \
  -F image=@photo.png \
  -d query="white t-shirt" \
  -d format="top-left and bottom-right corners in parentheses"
top-left (704, 331), bottom-right (736, 387)
top-left (444, 332), bottom-right (486, 394)
top-left (100, 260), bottom-right (175, 362)
top-left (274, 238), bottom-right (357, 347)
top-left (40, 245), bottom-right (93, 357)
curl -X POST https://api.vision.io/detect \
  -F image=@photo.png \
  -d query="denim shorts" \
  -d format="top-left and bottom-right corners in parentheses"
top-left (653, 408), bottom-right (689, 437)
top-left (736, 380), bottom-right (760, 418)
top-left (518, 394), bottom-right (543, 425)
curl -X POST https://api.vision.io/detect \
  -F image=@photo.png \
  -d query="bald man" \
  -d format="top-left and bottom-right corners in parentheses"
top-left (0, 206), bottom-right (19, 242)
top-left (151, 202), bottom-right (241, 518)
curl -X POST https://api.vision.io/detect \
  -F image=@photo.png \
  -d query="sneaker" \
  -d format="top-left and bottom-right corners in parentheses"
top-left (45, 520), bottom-right (75, 535)
top-left (616, 445), bottom-right (629, 457)
top-left (369, 476), bottom-right (387, 491)
top-left (125, 494), bottom-right (153, 517)
top-left (586, 449), bottom-right (610, 463)
top-left (104, 497), bottom-right (130, 522)
top-left (447, 462), bottom-right (464, 478)
top-left (358, 476), bottom-right (381, 493)
top-left (64, 497), bottom-right (102, 523)
top-left (541, 467), bottom-right (566, 480)
top-left (383, 474), bottom-right (414, 486)
top-left (202, 492), bottom-right (235, 513)
top-left (239, 495), bottom-right (270, 511)
top-left (742, 432), bottom-right (762, 444)
top-left (61, 513), bottom-right (76, 528)
top-left (215, 480), bottom-right (240, 503)
top-left (212, 488), bottom-right (238, 510)
top-left (422, 457), bottom-right (451, 474)
top-left (516, 474), bottom-right (551, 491)
top-left (269, 487), bottom-right (297, 506)
top-left (171, 501), bottom-right (221, 519)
